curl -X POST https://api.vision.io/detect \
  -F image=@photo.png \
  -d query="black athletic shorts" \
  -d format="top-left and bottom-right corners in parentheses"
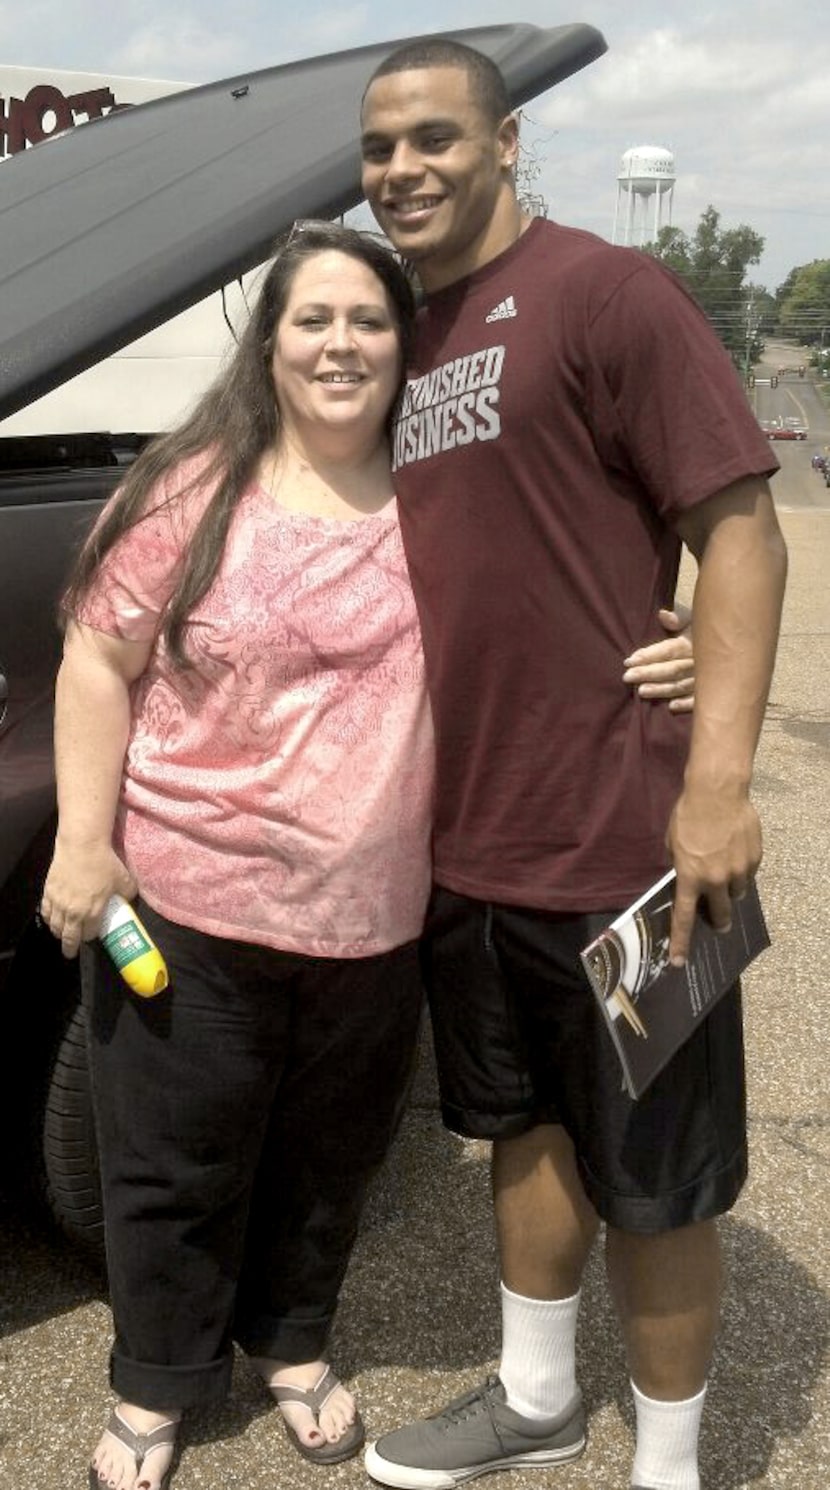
top-left (421, 886), bottom-right (748, 1233)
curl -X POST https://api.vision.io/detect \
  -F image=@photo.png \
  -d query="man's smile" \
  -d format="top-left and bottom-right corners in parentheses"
top-left (382, 195), bottom-right (444, 217)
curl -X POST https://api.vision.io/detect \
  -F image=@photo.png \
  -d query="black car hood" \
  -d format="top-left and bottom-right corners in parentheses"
top-left (0, 22), bottom-right (606, 421)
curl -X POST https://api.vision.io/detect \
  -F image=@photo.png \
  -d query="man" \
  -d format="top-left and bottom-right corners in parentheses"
top-left (359, 37), bottom-right (786, 1490)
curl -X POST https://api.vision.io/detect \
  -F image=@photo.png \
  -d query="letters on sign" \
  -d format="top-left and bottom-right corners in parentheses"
top-left (0, 84), bottom-right (130, 157)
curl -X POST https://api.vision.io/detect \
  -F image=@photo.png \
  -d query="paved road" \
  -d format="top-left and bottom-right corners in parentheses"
top-left (1, 383), bottom-right (828, 1489)
top-left (753, 340), bottom-right (830, 512)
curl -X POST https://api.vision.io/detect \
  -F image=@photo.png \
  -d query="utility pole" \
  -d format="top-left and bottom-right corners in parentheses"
top-left (744, 288), bottom-right (756, 388)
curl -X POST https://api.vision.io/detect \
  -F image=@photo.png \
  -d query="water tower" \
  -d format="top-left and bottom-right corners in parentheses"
top-left (613, 146), bottom-right (675, 247)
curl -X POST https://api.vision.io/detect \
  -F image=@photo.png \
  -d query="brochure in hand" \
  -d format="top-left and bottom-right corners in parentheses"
top-left (580, 870), bottom-right (770, 1100)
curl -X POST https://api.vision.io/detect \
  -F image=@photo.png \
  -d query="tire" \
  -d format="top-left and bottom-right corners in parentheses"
top-left (42, 1001), bottom-right (105, 1259)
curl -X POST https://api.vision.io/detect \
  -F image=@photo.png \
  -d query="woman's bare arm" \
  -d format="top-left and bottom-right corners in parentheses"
top-left (40, 620), bottom-right (153, 957)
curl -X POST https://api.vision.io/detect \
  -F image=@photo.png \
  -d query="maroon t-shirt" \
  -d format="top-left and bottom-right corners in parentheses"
top-left (392, 218), bottom-right (778, 911)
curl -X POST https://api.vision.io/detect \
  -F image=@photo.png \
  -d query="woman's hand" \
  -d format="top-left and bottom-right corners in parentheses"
top-left (622, 603), bottom-right (695, 713)
top-left (40, 845), bottom-right (137, 959)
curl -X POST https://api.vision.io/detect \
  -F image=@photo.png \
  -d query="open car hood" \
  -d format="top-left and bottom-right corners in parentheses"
top-left (0, 22), bottom-right (606, 422)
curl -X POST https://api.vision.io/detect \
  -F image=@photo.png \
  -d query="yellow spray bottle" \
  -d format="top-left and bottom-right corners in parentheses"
top-left (99, 894), bottom-right (169, 997)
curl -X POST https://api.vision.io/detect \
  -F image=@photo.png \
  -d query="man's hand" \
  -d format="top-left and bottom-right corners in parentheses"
top-left (665, 785), bottom-right (762, 965)
top-left (623, 603), bottom-right (694, 712)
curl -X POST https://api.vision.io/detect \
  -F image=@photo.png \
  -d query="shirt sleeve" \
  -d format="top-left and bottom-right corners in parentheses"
top-left (73, 464), bottom-right (208, 642)
top-left (585, 257), bottom-right (779, 519)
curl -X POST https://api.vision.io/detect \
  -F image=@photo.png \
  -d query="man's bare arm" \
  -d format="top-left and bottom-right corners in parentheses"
top-left (667, 475), bottom-right (787, 963)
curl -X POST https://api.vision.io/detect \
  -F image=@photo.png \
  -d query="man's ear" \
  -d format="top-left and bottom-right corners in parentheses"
top-left (497, 112), bottom-right (520, 169)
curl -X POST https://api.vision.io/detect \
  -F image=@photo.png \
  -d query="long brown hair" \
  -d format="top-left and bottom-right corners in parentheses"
top-left (64, 223), bottom-right (416, 665)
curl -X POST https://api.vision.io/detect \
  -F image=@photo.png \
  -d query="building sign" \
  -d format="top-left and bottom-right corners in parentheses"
top-left (0, 82), bottom-right (129, 157)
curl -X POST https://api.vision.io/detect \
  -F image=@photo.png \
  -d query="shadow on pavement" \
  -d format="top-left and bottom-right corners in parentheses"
top-left (334, 1114), bottom-right (828, 1489)
top-left (2, 1093), bottom-right (826, 1486)
top-left (0, 1194), bottom-right (105, 1337)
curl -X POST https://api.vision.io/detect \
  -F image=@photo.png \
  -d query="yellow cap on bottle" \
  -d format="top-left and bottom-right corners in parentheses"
top-left (99, 896), bottom-right (169, 998)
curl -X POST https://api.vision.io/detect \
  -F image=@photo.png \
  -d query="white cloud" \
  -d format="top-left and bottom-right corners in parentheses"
top-left (108, 5), bottom-right (371, 79)
top-left (537, 28), bottom-right (807, 132)
top-left (2, 0), bottom-right (827, 291)
top-left (285, 5), bottom-right (369, 53)
top-left (521, 18), bottom-right (830, 290)
top-left (111, 19), bottom-right (247, 82)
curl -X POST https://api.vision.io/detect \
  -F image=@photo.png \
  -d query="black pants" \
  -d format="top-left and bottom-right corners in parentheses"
top-left (423, 886), bottom-right (747, 1232)
top-left (84, 901), bottom-right (424, 1410)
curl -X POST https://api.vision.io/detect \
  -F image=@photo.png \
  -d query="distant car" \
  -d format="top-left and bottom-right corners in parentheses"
top-left (767, 425), bottom-right (807, 440)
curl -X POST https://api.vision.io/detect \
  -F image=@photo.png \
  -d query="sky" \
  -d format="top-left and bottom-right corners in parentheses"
top-left (2, 0), bottom-right (828, 295)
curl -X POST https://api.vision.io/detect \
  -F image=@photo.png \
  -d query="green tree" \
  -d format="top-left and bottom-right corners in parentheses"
top-left (741, 283), bottom-right (777, 369)
top-left (776, 260), bottom-right (830, 346)
top-left (648, 206), bottom-right (765, 367)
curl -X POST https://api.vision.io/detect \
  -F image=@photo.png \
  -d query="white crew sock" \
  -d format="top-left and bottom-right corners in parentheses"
top-left (498, 1281), bottom-right (580, 1420)
top-left (630, 1379), bottom-right (707, 1490)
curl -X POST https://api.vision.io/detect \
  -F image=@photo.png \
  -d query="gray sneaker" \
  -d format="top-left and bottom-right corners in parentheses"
top-left (364, 1375), bottom-right (585, 1488)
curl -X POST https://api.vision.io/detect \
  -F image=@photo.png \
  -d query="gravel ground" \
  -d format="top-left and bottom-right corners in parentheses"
top-left (1, 502), bottom-right (828, 1490)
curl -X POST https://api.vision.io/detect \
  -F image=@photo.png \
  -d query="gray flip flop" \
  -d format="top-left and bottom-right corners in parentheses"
top-left (270, 1364), bottom-right (365, 1464)
top-left (89, 1408), bottom-right (179, 1489)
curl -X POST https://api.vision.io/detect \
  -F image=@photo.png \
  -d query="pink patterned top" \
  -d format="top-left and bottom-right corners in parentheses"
top-left (74, 464), bottom-right (434, 957)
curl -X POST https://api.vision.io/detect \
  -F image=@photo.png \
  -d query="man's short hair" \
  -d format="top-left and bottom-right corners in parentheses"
top-left (363, 38), bottom-right (511, 126)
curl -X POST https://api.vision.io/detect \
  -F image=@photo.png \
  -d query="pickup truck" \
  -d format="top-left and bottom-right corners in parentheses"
top-left (0, 25), bottom-right (606, 1252)
top-left (0, 66), bottom-right (241, 1254)
top-left (0, 434), bottom-right (128, 1252)
top-left (0, 54), bottom-right (375, 1249)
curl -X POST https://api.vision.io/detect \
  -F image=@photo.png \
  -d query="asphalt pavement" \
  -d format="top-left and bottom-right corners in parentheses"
top-left (1, 453), bottom-right (828, 1489)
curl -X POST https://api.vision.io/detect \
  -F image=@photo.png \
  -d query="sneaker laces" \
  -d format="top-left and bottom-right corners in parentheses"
top-left (436, 1376), bottom-right (504, 1432)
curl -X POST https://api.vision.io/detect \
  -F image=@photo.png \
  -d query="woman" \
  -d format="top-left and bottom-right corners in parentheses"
top-left (42, 223), bottom-right (430, 1490)
top-left (41, 223), bottom-right (693, 1490)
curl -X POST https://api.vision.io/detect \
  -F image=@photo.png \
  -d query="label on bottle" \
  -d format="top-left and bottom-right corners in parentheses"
top-left (101, 922), bottom-right (152, 970)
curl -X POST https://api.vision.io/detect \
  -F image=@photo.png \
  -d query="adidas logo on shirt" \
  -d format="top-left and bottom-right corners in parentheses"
top-left (485, 295), bottom-right (517, 323)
